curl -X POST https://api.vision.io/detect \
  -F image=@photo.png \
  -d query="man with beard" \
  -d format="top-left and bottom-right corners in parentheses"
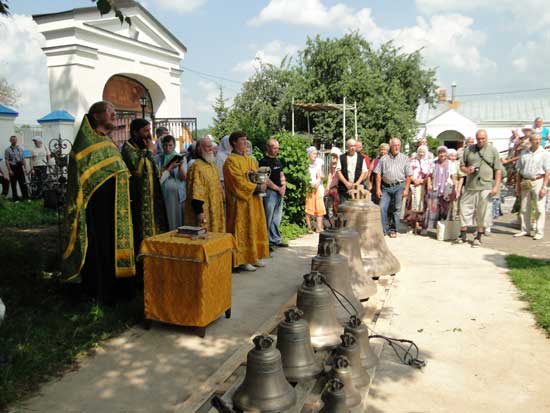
top-left (185, 136), bottom-right (225, 232)
top-left (63, 101), bottom-right (135, 304)
top-left (121, 119), bottom-right (167, 253)
top-left (223, 131), bottom-right (269, 271)
top-left (337, 138), bottom-right (368, 201)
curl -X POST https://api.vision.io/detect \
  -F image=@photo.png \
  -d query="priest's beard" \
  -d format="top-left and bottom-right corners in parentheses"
top-left (203, 152), bottom-right (216, 164)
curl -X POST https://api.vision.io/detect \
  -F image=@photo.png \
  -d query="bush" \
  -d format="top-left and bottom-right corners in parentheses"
top-left (275, 132), bottom-right (312, 225)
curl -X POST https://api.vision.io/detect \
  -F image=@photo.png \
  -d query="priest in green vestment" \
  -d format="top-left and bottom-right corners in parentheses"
top-left (121, 118), bottom-right (168, 253)
top-left (62, 101), bottom-right (135, 303)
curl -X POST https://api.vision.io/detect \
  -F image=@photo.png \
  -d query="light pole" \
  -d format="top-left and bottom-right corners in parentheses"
top-left (139, 95), bottom-right (148, 118)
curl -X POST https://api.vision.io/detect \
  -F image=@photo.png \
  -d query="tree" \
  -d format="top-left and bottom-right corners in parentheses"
top-left (210, 86), bottom-right (233, 140)
top-left (0, 1), bottom-right (131, 25)
top-left (0, 77), bottom-right (19, 107)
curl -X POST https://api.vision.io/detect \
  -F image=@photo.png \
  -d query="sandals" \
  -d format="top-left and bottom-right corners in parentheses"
top-left (389, 232), bottom-right (397, 238)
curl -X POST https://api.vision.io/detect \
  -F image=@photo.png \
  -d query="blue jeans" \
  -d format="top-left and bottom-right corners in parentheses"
top-left (380, 183), bottom-right (404, 235)
top-left (263, 188), bottom-right (283, 245)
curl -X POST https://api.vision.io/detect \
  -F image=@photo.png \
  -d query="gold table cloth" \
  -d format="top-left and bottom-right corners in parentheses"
top-left (140, 231), bottom-right (235, 328)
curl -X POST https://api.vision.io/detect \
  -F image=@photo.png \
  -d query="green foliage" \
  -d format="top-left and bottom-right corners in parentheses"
top-left (210, 86), bottom-right (234, 140)
top-left (507, 255), bottom-right (550, 335)
top-left (280, 223), bottom-right (308, 242)
top-left (273, 131), bottom-right (312, 225)
top-left (0, 199), bottom-right (58, 228)
top-left (224, 33), bottom-right (437, 158)
top-left (425, 135), bottom-right (440, 155)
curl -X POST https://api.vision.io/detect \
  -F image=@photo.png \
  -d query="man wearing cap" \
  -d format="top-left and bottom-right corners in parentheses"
top-left (29, 136), bottom-right (50, 199)
top-left (121, 119), bottom-right (168, 253)
top-left (337, 138), bottom-right (368, 201)
top-left (259, 138), bottom-right (288, 251)
top-left (514, 132), bottom-right (550, 240)
top-left (458, 129), bottom-right (502, 247)
top-left (4, 135), bottom-right (29, 202)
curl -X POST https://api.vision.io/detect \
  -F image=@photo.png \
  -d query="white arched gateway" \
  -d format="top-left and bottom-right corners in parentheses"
top-left (32, 0), bottom-right (186, 141)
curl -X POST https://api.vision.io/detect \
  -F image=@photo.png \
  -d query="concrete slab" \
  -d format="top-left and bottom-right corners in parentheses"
top-left (368, 234), bottom-right (550, 413)
top-left (10, 234), bottom-right (321, 413)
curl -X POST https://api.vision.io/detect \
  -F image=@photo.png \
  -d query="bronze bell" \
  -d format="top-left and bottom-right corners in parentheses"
top-left (338, 189), bottom-right (400, 279)
top-left (328, 356), bottom-right (361, 408)
top-left (333, 333), bottom-right (370, 388)
top-left (233, 335), bottom-right (297, 413)
top-left (325, 221), bottom-right (377, 301)
top-left (345, 315), bottom-right (379, 370)
top-left (276, 308), bottom-right (323, 382)
top-left (296, 272), bottom-right (342, 350)
top-left (311, 232), bottom-right (365, 324)
top-left (319, 378), bottom-right (351, 413)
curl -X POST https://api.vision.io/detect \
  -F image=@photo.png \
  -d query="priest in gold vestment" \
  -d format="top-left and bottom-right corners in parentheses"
top-left (185, 136), bottom-right (225, 232)
top-left (223, 131), bottom-right (269, 271)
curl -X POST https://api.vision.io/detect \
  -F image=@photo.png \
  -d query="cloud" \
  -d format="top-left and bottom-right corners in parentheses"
top-left (0, 14), bottom-right (49, 124)
top-left (152, 0), bottom-right (207, 13)
top-left (233, 40), bottom-right (300, 75)
top-left (249, 1), bottom-right (495, 76)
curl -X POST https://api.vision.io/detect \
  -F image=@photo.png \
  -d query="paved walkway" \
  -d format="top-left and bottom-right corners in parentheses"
top-left (11, 235), bottom-right (320, 413)
top-left (368, 233), bottom-right (550, 412)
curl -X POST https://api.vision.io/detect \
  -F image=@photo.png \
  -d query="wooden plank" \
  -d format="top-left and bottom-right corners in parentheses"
top-left (175, 293), bottom-right (297, 413)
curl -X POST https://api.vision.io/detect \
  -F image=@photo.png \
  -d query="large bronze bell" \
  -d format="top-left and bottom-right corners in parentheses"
top-left (345, 315), bottom-right (379, 369)
top-left (319, 379), bottom-right (351, 413)
top-left (233, 335), bottom-right (297, 413)
top-left (325, 223), bottom-right (377, 301)
top-left (311, 232), bottom-right (365, 323)
top-left (328, 356), bottom-right (361, 408)
top-left (333, 334), bottom-right (370, 388)
top-left (296, 272), bottom-right (342, 350)
top-left (276, 308), bottom-right (323, 382)
top-left (339, 187), bottom-right (400, 278)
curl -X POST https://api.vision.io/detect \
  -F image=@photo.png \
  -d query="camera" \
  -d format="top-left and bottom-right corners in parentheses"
top-left (473, 167), bottom-right (480, 174)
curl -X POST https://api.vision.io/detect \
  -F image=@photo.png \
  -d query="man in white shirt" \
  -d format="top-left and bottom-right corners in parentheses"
top-left (514, 132), bottom-right (550, 240)
top-left (336, 138), bottom-right (368, 200)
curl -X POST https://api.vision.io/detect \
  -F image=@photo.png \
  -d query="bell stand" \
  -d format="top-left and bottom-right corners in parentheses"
top-left (179, 272), bottom-right (397, 412)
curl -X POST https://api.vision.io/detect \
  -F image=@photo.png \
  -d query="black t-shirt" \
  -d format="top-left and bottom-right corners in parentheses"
top-left (259, 156), bottom-right (283, 187)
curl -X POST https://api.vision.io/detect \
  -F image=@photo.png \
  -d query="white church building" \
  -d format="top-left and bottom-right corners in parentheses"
top-left (29, 0), bottom-right (187, 145)
top-left (416, 87), bottom-right (550, 153)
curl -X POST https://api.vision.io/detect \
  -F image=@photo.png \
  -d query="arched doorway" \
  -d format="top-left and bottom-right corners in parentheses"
top-left (436, 130), bottom-right (465, 150)
top-left (103, 75), bottom-right (154, 145)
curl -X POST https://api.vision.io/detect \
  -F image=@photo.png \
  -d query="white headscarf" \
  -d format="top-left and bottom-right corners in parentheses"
top-left (216, 135), bottom-right (231, 181)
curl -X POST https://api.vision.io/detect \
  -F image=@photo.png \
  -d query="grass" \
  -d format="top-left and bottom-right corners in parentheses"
top-left (0, 198), bottom-right (58, 228)
top-left (0, 221), bottom-right (142, 411)
top-left (506, 255), bottom-right (550, 335)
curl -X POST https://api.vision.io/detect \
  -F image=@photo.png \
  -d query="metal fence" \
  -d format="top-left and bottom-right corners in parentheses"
top-left (154, 118), bottom-right (197, 151)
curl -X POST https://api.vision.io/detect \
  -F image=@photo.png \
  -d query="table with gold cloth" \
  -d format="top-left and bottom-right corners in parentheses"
top-left (139, 231), bottom-right (235, 335)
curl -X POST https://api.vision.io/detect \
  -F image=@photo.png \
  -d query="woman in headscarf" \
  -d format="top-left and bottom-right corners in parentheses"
top-left (155, 135), bottom-right (187, 230)
top-left (305, 146), bottom-right (326, 233)
top-left (404, 145), bottom-right (431, 234)
top-left (425, 146), bottom-right (457, 230)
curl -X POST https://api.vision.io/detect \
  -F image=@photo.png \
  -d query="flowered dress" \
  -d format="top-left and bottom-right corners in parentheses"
top-left (404, 157), bottom-right (431, 229)
top-left (425, 159), bottom-right (456, 229)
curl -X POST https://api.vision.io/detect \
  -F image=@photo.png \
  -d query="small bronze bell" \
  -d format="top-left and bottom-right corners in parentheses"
top-left (334, 333), bottom-right (370, 388)
top-left (339, 187), bottom-right (400, 279)
top-left (311, 233), bottom-right (365, 324)
top-left (345, 315), bottom-right (379, 369)
top-left (276, 308), bottom-right (323, 382)
top-left (233, 335), bottom-right (297, 413)
top-left (325, 221), bottom-right (377, 301)
top-left (296, 272), bottom-right (343, 350)
top-left (319, 378), bottom-right (351, 413)
top-left (328, 356), bottom-right (361, 408)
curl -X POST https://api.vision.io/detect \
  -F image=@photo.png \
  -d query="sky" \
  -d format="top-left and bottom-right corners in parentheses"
top-left (1, 0), bottom-right (549, 127)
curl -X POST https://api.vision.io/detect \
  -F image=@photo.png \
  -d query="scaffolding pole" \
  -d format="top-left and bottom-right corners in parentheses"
top-left (342, 96), bottom-right (346, 149)
top-left (291, 97), bottom-right (295, 135)
top-left (354, 101), bottom-right (358, 139)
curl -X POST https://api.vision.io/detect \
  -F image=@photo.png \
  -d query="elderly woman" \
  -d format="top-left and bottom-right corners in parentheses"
top-left (367, 143), bottom-right (389, 204)
top-left (305, 146), bottom-right (326, 233)
top-left (425, 146), bottom-right (457, 229)
top-left (155, 135), bottom-right (187, 230)
top-left (404, 145), bottom-right (431, 234)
